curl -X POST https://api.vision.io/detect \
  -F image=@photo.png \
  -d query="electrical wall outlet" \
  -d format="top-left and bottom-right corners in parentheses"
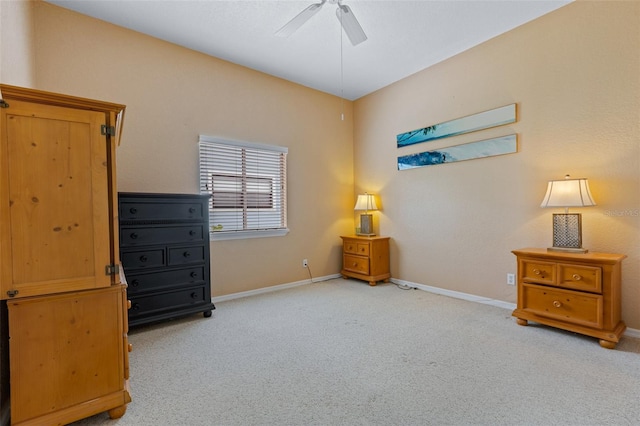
top-left (507, 273), bottom-right (515, 285)
top-left (302, 259), bottom-right (308, 268)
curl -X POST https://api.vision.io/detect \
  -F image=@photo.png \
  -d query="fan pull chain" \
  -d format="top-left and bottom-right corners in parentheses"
top-left (340, 5), bottom-right (344, 121)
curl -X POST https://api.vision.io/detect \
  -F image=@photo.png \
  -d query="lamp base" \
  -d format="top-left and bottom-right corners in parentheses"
top-left (357, 214), bottom-right (375, 236)
top-left (549, 213), bottom-right (586, 253)
top-left (547, 246), bottom-right (589, 254)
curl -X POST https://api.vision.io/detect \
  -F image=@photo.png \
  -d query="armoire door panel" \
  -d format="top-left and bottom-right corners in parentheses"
top-left (7, 286), bottom-right (126, 424)
top-left (1, 100), bottom-right (111, 298)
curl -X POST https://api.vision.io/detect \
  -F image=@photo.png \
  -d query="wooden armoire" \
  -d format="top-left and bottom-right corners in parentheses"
top-left (0, 85), bottom-right (131, 425)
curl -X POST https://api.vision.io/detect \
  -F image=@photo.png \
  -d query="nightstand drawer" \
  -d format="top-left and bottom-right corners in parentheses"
top-left (344, 241), bottom-right (370, 256)
top-left (522, 283), bottom-right (603, 329)
top-left (343, 254), bottom-right (369, 275)
top-left (558, 264), bottom-right (601, 293)
top-left (521, 259), bottom-right (556, 285)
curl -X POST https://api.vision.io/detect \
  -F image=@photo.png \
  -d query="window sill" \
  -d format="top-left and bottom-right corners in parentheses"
top-left (209, 228), bottom-right (289, 241)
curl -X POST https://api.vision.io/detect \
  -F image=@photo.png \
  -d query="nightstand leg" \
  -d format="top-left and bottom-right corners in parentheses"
top-left (516, 318), bottom-right (528, 326)
top-left (108, 405), bottom-right (127, 419)
top-left (599, 339), bottom-right (616, 349)
top-left (369, 281), bottom-right (377, 286)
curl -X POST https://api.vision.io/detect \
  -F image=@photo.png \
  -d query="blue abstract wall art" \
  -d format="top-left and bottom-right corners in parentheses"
top-left (396, 104), bottom-right (516, 148)
top-left (397, 134), bottom-right (517, 170)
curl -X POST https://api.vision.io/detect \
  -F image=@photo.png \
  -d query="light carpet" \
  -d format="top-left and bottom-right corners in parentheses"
top-left (72, 279), bottom-right (640, 425)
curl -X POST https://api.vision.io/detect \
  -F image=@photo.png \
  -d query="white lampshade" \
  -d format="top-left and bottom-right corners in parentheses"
top-left (540, 175), bottom-right (595, 253)
top-left (354, 193), bottom-right (378, 211)
top-left (540, 175), bottom-right (596, 208)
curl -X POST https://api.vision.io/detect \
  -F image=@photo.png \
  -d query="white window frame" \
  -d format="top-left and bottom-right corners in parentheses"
top-left (199, 135), bottom-right (288, 241)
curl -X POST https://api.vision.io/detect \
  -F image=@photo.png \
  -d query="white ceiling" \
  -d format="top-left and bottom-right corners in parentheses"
top-left (45, 0), bottom-right (572, 100)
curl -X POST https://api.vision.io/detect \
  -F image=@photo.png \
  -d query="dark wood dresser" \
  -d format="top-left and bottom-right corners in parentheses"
top-left (118, 193), bottom-right (215, 327)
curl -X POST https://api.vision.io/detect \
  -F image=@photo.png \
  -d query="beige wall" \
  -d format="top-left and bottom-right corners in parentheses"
top-left (0, 0), bottom-right (36, 87)
top-left (354, 1), bottom-right (640, 328)
top-left (28, 1), bottom-right (355, 296)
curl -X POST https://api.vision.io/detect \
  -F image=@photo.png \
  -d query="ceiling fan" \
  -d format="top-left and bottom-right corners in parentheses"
top-left (275, 0), bottom-right (368, 46)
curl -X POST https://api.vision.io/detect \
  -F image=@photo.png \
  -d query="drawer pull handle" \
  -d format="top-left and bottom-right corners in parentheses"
top-left (129, 207), bottom-right (137, 214)
top-left (127, 300), bottom-right (132, 310)
top-left (553, 300), bottom-right (562, 308)
top-left (189, 230), bottom-right (196, 236)
top-left (572, 274), bottom-right (582, 281)
top-left (128, 343), bottom-right (133, 353)
top-left (190, 292), bottom-right (199, 299)
top-left (139, 255), bottom-right (148, 262)
top-left (183, 251), bottom-right (191, 258)
top-left (130, 232), bottom-right (138, 239)
top-left (131, 279), bottom-right (139, 287)
top-left (132, 303), bottom-right (140, 311)
top-left (189, 207), bottom-right (196, 213)
top-left (190, 272), bottom-right (198, 278)
top-left (353, 262), bottom-right (358, 267)
top-left (533, 269), bottom-right (541, 275)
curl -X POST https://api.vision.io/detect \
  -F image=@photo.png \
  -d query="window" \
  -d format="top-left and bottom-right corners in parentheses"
top-left (199, 136), bottom-right (288, 240)
top-left (211, 174), bottom-right (274, 209)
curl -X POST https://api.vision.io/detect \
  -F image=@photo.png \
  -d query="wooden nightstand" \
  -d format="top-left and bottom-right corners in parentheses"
top-left (512, 248), bottom-right (626, 349)
top-left (340, 236), bottom-right (391, 286)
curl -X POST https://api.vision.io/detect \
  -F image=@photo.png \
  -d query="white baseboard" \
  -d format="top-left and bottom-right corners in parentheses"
top-left (623, 327), bottom-right (640, 339)
top-left (211, 275), bottom-right (640, 340)
top-left (211, 274), bottom-right (341, 303)
top-left (391, 278), bottom-right (517, 310)
top-left (391, 278), bottom-right (640, 339)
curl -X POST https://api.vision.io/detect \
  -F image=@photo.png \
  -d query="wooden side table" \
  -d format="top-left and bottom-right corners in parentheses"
top-left (512, 248), bottom-right (626, 349)
top-left (340, 236), bottom-right (391, 286)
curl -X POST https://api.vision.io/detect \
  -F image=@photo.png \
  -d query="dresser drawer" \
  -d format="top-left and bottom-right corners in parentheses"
top-left (521, 283), bottom-right (603, 329)
top-left (521, 259), bottom-right (556, 285)
top-left (168, 245), bottom-right (206, 266)
top-left (129, 286), bottom-right (207, 317)
top-left (120, 201), bottom-right (205, 221)
top-left (344, 241), bottom-right (370, 256)
top-left (558, 264), bottom-right (601, 293)
top-left (343, 254), bottom-right (369, 275)
top-left (120, 225), bottom-right (204, 247)
top-left (121, 248), bottom-right (165, 269)
top-left (126, 266), bottom-right (206, 295)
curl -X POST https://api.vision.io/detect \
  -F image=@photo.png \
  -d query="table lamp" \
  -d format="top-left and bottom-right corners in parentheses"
top-left (540, 174), bottom-right (596, 253)
top-left (354, 193), bottom-right (378, 236)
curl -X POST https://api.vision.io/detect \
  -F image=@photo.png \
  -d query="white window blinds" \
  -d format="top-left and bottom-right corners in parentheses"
top-left (199, 136), bottom-right (288, 240)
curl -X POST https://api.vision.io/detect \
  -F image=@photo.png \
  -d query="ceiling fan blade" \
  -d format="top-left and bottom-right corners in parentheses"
top-left (336, 4), bottom-right (367, 46)
top-left (276, 1), bottom-right (326, 38)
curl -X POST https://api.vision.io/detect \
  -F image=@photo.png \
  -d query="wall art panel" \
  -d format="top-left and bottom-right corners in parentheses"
top-left (397, 134), bottom-right (517, 170)
top-left (396, 104), bottom-right (516, 148)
